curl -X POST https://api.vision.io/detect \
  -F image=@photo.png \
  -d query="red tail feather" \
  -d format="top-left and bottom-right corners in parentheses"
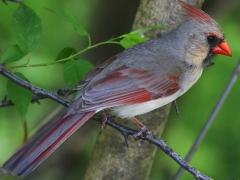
top-left (1, 111), bottom-right (95, 177)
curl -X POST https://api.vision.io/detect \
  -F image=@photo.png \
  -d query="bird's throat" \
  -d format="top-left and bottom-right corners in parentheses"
top-left (203, 52), bottom-right (215, 68)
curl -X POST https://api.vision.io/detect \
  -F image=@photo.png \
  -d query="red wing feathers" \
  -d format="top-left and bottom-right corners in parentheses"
top-left (77, 54), bottom-right (118, 88)
top-left (2, 66), bottom-right (181, 177)
top-left (2, 64), bottom-right (181, 177)
top-left (80, 66), bottom-right (181, 111)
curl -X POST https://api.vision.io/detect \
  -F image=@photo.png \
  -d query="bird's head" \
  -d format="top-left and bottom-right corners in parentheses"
top-left (178, 1), bottom-right (231, 67)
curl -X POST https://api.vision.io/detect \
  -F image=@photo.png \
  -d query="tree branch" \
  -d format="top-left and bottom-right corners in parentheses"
top-left (0, 64), bottom-right (70, 107)
top-left (0, 88), bottom-right (73, 108)
top-left (106, 118), bottom-right (211, 180)
top-left (174, 60), bottom-right (240, 179)
top-left (84, 1), bottom-right (204, 180)
top-left (0, 63), bottom-right (212, 180)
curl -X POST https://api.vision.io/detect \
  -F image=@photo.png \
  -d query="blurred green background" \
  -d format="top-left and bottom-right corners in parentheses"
top-left (0, 0), bottom-right (239, 179)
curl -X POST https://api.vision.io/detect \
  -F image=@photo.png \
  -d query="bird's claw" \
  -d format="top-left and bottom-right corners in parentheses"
top-left (133, 126), bottom-right (149, 138)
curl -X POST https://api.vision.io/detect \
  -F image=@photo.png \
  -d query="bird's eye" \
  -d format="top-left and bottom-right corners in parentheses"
top-left (207, 35), bottom-right (221, 47)
top-left (207, 35), bottom-right (217, 44)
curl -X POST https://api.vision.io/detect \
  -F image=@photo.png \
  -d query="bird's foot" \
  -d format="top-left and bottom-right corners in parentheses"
top-left (133, 126), bottom-right (148, 138)
top-left (101, 115), bottom-right (130, 147)
top-left (131, 117), bottom-right (149, 138)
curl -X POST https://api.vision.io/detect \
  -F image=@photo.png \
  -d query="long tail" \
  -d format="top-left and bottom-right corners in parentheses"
top-left (1, 111), bottom-right (95, 178)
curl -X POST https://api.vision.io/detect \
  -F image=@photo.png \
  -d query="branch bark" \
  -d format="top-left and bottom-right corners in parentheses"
top-left (0, 65), bottom-right (70, 107)
top-left (84, 0), bottom-right (204, 180)
top-left (0, 63), bottom-right (211, 180)
top-left (174, 60), bottom-right (240, 179)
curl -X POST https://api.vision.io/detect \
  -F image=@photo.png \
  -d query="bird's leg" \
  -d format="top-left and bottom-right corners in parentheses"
top-left (131, 117), bottom-right (149, 138)
top-left (121, 132), bottom-right (130, 147)
top-left (101, 111), bottom-right (108, 129)
top-left (104, 115), bottom-right (129, 147)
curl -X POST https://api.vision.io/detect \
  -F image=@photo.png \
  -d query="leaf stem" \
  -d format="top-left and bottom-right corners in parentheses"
top-left (6, 24), bottom-right (163, 69)
top-left (8, 39), bottom-right (121, 69)
top-left (87, 34), bottom-right (92, 47)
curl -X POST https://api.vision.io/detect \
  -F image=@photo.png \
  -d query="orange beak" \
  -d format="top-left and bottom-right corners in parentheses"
top-left (212, 40), bottom-right (232, 57)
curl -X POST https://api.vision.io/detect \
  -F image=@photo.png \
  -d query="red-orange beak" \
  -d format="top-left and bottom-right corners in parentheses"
top-left (212, 41), bottom-right (232, 57)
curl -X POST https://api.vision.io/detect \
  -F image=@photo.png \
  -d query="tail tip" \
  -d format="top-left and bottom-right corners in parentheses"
top-left (0, 166), bottom-right (26, 178)
top-left (0, 167), bottom-right (8, 176)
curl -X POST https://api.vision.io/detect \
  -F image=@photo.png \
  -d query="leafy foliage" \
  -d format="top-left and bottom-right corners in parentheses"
top-left (64, 59), bottom-right (93, 87)
top-left (0, 2), bottom-right (159, 137)
top-left (7, 73), bottom-right (32, 117)
top-left (0, 3), bottom-right (42, 67)
top-left (46, 8), bottom-right (89, 36)
top-left (12, 3), bottom-right (42, 52)
top-left (56, 47), bottom-right (77, 61)
top-left (1, 3), bottom-right (42, 117)
top-left (0, 2), bottom-right (162, 178)
top-left (119, 29), bottom-right (149, 48)
top-left (0, 44), bottom-right (27, 63)
top-left (64, 13), bottom-right (89, 36)
top-left (56, 47), bottom-right (93, 87)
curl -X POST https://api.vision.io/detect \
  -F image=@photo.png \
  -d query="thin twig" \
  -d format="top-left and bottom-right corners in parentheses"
top-left (0, 64), bottom-right (212, 180)
top-left (174, 61), bottom-right (240, 180)
top-left (0, 88), bottom-right (73, 108)
top-left (7, 40), bottom-right (120, 69)
top-left (6, 25), bottom-right (161, 70)
top-left (0, 97), bottom-right (14, 107)
top-left (0, 64), bottom-right (70, 107)
top-left (106, 118), bottom-right (212, 180)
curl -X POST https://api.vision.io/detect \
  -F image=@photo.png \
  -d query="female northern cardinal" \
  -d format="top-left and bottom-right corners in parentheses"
top-left (1, 1), bottom-right (231, 177)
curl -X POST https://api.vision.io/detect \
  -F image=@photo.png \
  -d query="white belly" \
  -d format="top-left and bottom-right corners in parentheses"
top-left (113, 67), bottom-right (203, 118)
top-left (113, 91), bottom-right (181, 118)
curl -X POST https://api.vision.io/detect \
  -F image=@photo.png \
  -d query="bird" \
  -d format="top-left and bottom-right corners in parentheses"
top-left (1, 1), bottom-right (232, 178)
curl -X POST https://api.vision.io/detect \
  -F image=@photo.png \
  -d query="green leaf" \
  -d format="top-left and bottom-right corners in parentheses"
top-left (64, 59), bottom-right (93, 87)
top-left (121, 29), bottom-right (146, 37)
top-left (65, 14), bottom-right (88, 36)
top-left (12, 4), bottom-right (42, 52)
top-left (56, 47), bottom-right (77, 61)
top-left (46, 8), bottom-right (88, 36)
top-left (120, 29), bottom-right (149, 49)
top-left (7, 73), bottom-right (32, 117)
top-left (0, 44), bottom-right (27, 64)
